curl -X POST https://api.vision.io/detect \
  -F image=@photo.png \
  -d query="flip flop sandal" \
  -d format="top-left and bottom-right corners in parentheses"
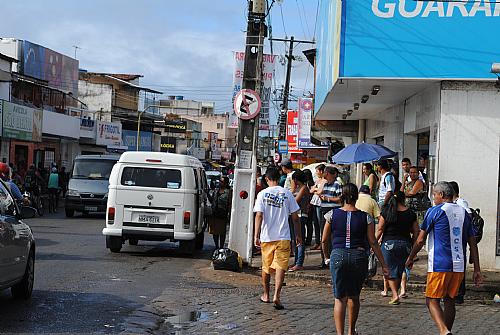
top-left (273, 302), bottom-right (285, 310)
top-left (380, 291), bottom-right (389, 297)
top-left (260, 297), bottom-right (270, 303)
top-left (388, 299), bottom-right (400, 305)
top-left (399, 293), bottom-right (408, 299)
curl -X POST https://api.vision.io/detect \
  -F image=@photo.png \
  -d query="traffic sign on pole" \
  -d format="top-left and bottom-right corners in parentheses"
top-left (233, 89), bottom-right (261, 120)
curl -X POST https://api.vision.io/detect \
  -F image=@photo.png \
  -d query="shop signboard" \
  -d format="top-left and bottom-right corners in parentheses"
top-left (122, 129), bottom-right (153, 151)
top-left (286, 110), bottom-right (302, 154)
top-left (298, 98), bottom-right (313, 148)
top-left (164, 120), bottom-right (187, 133)
top-left (160, 136), bottom-right (177, 153)
top-left (96, 121), bottom-right (122, 147)
top-left (1, 101), bottom-right (42, 142)
top-left (229, 51), bottom-right (275, 130)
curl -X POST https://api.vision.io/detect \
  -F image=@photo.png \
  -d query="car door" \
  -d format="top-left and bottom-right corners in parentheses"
top-left (0, 182), bottom-right (21, 284)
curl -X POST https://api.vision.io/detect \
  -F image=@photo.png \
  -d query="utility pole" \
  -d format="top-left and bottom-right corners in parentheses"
top-left (269, 37), bottom-right (315, 139)
top-left (228, 0), bottom-right (267, 263)
top-left (72, 45), bottom-right (81, 59)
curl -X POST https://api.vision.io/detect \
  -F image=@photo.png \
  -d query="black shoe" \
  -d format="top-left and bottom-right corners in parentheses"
top-left (455, 296), bottom-right (464, 305)
top-left (319, 262), bottom-right (328, 269)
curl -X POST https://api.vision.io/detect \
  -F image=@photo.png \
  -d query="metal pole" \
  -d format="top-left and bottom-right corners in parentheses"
top-left (279, 36), bottom-right (294, 139)
top-left (136, 110), bottom-right (143, 151)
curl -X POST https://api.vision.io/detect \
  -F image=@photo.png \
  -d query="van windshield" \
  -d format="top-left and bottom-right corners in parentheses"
top-left (72, 159), bottom-right (116, 180)
top-left (121, 167), bottom-right (182, 189)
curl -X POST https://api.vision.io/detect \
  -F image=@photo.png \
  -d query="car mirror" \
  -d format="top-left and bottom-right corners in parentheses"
top-left (20, 206), bottom-right (37, 219)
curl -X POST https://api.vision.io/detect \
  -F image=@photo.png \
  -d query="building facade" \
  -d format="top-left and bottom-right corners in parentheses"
top-left (315, 0), bottom-right (500, 268)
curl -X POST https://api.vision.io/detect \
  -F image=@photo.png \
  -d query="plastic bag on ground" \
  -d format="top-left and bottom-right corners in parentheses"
top-left (212, 248), bottom-right (242, 272)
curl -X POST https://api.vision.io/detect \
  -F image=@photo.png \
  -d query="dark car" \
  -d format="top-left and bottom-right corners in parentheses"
top-left (0, 180), bottom-right (37, 299)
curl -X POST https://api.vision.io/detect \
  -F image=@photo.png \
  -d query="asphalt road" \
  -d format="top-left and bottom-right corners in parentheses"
top-left (0, 211), bottom-right (213, 334)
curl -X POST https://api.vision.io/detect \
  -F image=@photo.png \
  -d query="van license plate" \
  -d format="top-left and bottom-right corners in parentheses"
top-left (85, 206), bottom-right (98, 212)
top-left (138, 215), bottom-right (160, 224)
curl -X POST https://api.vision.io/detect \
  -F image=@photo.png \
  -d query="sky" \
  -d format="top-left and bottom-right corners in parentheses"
top-left (0, 0), bottom-right (319, 123)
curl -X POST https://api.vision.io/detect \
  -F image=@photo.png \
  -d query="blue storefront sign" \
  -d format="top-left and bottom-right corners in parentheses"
top-left (316, 0), bottom-right (500, 112)
top-left (277, 140), bottom-right (288, 154)
top-left (122, 129), bottom-right (153, 151)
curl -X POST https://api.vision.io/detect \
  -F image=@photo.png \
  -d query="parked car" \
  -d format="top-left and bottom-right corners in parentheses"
top-left (65, 155), bottom-right (120, 217)
top-left (0, 180), bottom-right (37, 299)
top-left (103, 152), bottom-right (209, 255)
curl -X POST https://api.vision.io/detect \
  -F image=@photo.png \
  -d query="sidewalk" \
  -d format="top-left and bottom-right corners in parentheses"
top-left (249, 246), bottom-right (500, 296)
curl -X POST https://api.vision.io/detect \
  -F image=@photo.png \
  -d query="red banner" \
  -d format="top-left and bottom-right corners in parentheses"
top-left (286, 110), bottom-right (303, 154)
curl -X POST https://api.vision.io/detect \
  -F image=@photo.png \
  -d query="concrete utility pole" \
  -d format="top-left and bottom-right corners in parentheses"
top-left (228, 0), bottom-right (267, 263)
top-left (270, 37), bottom-right (315, 139)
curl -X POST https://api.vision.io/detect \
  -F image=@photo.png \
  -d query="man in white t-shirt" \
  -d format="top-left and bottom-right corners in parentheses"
top-left (377, 160), bottom-right (396, 207)
top-left (254, 167), bottom-right (301, 310)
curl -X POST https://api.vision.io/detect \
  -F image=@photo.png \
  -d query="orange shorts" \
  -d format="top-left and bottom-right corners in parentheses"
top-left (261, 240), bottom-right (291, 274)
top-left (426, 272), bottom-right (464, 299)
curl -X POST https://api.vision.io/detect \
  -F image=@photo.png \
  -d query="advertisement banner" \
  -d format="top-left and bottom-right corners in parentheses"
top-left (286, 110), bottom-right (303, 154)
top-left (298, 98), bottom-right (313, 148)
top-left (229, 51), bottom-right (276, 130)
top-left (164, 120), bottom-right (187, 133)
top-left (160, 136), bottom-right (177, 153)
top-left (96, 121), bottom-right (122, 147)
top-left (22, 41), bottom-right (79, 95)
top-left (122, 129), bottom-right (152, 151)
top-left (2, 101), bottom-right (42, 142)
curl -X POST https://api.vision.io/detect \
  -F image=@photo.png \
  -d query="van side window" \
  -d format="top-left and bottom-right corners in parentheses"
top-left (193, 168), bottom-right (199, 190)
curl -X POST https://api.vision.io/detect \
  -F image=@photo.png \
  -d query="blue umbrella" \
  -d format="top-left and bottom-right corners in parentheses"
top-left (332, 142), bottom-right (396, 164)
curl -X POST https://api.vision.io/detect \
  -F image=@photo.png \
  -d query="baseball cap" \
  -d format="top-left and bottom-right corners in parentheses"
top-left (279, 158), bottom-right (293, 168)
top-left (359, 185), bottom-right (370, 194)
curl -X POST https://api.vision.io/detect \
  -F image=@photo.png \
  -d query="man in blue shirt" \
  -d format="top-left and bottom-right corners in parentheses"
top-left (406, 181), bottom-right (482, 335)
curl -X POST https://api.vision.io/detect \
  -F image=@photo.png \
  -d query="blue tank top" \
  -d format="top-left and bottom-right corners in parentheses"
top-left (330, 209), bottom-right (370, 250)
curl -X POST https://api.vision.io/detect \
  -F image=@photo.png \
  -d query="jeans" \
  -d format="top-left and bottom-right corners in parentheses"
top-left (293, 216), bottom-right (308, 266)
top-left (381, 239), bottom-right (411, 279)
top-left (303, 214), bottom-right (313, 245)
top-left (330, 248), bottom-right (368, 298)
top-left (312, 205), bottom-right (321, 245)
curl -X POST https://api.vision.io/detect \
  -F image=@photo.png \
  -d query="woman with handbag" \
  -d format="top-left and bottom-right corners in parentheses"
top-left (209, 176), bottom-right (231, 249)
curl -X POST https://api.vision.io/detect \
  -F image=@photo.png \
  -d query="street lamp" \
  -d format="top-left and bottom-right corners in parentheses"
top-left (136, 104), bottom-right (162, 151)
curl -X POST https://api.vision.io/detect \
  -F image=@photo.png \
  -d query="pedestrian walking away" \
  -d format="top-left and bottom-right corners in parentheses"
top-left (321, 183), bottom-right (389, 335)
top-left (355, 185), bottom-right (380, 222)
top-left (209, 176), bottom-right (231, 250)
top-left (376, 191), bottom-right (419, 305)
top-left (47, 167), bottom-right (60, 213)
top-left (289, 170), bottom-right (311, 272)
top-left (254, 167), bottom-right (302, 310)
top-left (406, 181), bottom-right (483, 335)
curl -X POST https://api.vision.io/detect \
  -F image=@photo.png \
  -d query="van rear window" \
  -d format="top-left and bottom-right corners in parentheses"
top-left (120, 167), bottom-right (182, 189)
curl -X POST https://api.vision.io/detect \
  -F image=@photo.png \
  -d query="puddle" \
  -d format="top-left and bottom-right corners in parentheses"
top-left (164, 311), bottom-right (209, 329)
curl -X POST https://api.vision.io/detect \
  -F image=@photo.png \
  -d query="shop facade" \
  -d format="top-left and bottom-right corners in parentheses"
top-left (315, 1), bottom-right (500, 268)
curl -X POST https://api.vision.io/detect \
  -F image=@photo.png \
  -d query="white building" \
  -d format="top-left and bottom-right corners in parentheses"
top-left (314, 1), bottom-right (500, 269)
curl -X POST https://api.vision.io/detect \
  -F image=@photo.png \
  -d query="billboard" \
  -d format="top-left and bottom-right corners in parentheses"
top-left (122, 129), bottom-right (153, 151)
top-left (96, 121), bottom-right (122, 147)
top-left (298, 98), bottom-right (313, 148)
top-left (21, 41), bottom-right (79, 96)
top-left (229, 51), bottom-right (276, 130)
top-left (1, 101), bottom-right (42, 142)
top-left (164, 120), bottom-right (187, 133)
top-left (342, 0), bottom-right (500, 78)
top-left (286, 110), bottom-right (302, 154)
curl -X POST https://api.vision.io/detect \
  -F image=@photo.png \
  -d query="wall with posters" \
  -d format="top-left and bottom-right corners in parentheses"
top-left (1, 100), bottom-right (42, 142)
top-left (96, 121), bottom-right (122, 147)
top-left (229, 51), bottom-right (275, 130)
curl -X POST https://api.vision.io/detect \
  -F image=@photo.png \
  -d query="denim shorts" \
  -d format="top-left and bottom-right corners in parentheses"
top-left (330, 248), bottom-right (368, 299)
top-left (381, 239), bottom-right (411, 280)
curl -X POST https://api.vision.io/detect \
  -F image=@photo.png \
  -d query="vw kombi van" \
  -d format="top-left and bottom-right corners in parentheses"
top-left (102, 152), bottom-right (208, 254)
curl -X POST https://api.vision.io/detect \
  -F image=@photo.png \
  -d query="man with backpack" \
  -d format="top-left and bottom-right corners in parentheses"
top-left (377, 160), bottom-right (400, 207)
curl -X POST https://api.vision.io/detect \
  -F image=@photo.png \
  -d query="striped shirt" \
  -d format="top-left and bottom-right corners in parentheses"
top-left (320, 180), bottom-right (342, 209)
top-left (325, 209), bottom-right (372, 250)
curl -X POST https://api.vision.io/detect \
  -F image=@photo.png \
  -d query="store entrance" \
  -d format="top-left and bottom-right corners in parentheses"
top-left (14, 144), bottom-right (29, 174)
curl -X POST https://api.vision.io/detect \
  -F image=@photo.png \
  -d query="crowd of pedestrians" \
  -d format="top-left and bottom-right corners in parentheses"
top-left (252, 157), bottom-right (483, 335)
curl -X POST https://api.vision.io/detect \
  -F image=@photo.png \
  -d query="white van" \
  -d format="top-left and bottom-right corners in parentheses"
top-left (102, 152), bottom-right (208, 255)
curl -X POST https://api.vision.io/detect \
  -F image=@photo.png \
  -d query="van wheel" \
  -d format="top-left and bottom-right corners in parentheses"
top-left (179, 240), bottom-right (195, 256)
top-left (11, 249), bottom-right (35, 299)
top-left (195, 231), bottom-right (204, 250)
top-left (65, 208), bottom-right (74, 217)
top-left (129, 238), bottom-right (139, 246)
top-left (106, 236), bottom-right (122, 253)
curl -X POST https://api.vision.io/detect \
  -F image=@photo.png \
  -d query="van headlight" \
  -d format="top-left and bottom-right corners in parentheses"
top-left (67, 189), bottom-right (80, 197)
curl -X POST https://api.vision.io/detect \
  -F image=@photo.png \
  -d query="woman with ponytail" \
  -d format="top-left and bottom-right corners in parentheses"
top-left (376, 191), bottom-right (419, 305)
